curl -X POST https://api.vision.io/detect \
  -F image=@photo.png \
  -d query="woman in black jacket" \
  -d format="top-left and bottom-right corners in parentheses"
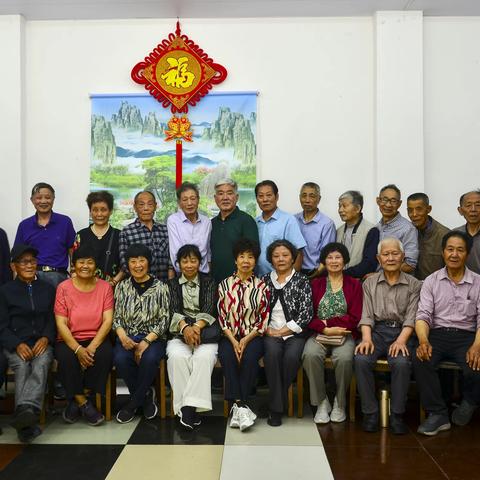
top-left (167, 244), bottom-right (219, 430)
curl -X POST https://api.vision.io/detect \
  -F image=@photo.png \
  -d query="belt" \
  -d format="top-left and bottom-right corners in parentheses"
top-left (37, 266), bottom-right (68, 274)
top-left (377, 320), bottom-right (402, 328)
top-left (435, 327), bottom-right (473, 333)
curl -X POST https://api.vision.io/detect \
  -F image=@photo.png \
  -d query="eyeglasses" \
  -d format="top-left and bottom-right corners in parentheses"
top-left (378, 197), bottom-right (400, 206)
top-left (15, 258), bottom-right (37, 266)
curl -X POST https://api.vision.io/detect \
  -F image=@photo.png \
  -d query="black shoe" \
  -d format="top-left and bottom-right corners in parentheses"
top-left (267, 411), bottom-right (282, 427)
top-left (53, 381), bottom-right (66, 401)
top-left (10, 405), bottom-right (37, 431)
top-left (192, 411), bottom-right (202, 427)
top-left (17, 425), bottom-right (42, 443)
top-left (179, 406), bottom-right (195, 430)
top-left (116, 404), bottom-right (136, 424)
top-left (362, 412), bottom-right (379, 433)
top-left (390, 413), bottom-right (408, 435)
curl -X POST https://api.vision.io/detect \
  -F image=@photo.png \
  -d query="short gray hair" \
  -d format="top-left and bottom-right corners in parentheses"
top-left (338, 190), bottom-right (364, 210)
top-left (214, 178), bottom-right (238, 193)
top-left (300, 182), bottom-right (320, 196)
top-left (377, 237), bottom-right (404, 255)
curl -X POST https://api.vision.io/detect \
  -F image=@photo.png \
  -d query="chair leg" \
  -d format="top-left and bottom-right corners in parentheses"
top-left (39, 398), bottom-right (47, 425)
top-left (159, 359), bottom-right (166, 419)
top-left (96, 393), bottom-right (102, 412)
top-left (349, 374), bottom-right (356, 422)
top-left (223, 376), bottom-right (229, 418)
top-left (105, 372), bottom-right (112, 421)
top-left (170, 389), bottom-right (174, 418)
top-left (288, 384), bottom-right (294, 417)
top-left (297, 367), bottom-right (304, 418)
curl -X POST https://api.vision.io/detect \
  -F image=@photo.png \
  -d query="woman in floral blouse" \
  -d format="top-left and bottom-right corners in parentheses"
top-left (113, 244), bottom-right (169, 424)
top-left (302, 242), bottom-right (362, 424)
top-left (217, 238), bottom-right (269, 432)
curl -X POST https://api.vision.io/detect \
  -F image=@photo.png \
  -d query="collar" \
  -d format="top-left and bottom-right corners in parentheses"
top-left (179, 210), bottom-right (201, 224)
top-left (439, 266), bottom-right (474, 285)
top-left (134, 217), bottom-right (158, 229)
top-left (257, 207), bottom-right (280, 224)
top-left (464, 223), bottom-right (480, 238)
top-left (377, 270), bottom-right (409, 286)
top-left (379, 212), bottom-right (401, 227)
top-left (179, 274), bottom-right (200, 286)
top-left (270, 269), bottom-right (295, 288)
top-left (34, 211), bottom-right (56, 226)
top-left (233, 273), bottom-right (255, 285)
top-left (345, 214), bottom-right (363, 234)
top-left (217, 206), bottom-right (239, 222)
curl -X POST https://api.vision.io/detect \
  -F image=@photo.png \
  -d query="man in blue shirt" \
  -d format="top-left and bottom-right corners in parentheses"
top-left (14, 182), bottom-right (76, 288)
top-left (255, 180), bottom-right (306, 277)
top-left (294, 182), bottom-right (336, 276)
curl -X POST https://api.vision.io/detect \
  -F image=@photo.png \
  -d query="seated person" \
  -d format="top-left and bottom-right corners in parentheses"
top-left (113, 244), bottom-right (170, 423)
top-left (55, 245), bottom-right (114, 426)
top-left (0, 245), bottom-right (56, 442)
top-left (218, 239), bottom-right (269, 431)
top-left (354, 238), bottom-right (421, 434)
top-left (262, 240), bottom-right (313, 427)
top-left (167, 245), bottom-right (218, 430)
top-left (414, 231), bottom-right (480, 435)
top-left (303, 242), bottom-right (362, 424)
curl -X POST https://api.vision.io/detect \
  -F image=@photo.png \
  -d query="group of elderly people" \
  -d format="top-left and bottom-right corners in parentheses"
top-left (1, 179), bottom-right (480, 443)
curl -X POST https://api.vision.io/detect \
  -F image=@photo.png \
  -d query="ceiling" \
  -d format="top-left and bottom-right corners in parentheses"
top-left (1, 0), bottom-right (480, 20)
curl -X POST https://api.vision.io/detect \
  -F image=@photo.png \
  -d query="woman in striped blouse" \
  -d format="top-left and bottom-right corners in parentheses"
top-left (218, 238), bottom-right (269, 432)
top-left (112, 244), bottom-right (170, 424)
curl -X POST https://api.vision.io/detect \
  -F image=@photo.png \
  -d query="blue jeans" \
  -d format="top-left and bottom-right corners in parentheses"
top-left (113, 336), bottom-right (166, 408)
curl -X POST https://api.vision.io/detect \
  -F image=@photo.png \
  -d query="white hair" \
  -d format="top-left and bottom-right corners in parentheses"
top-left (377, 237), bottom-right (404, 255)
top-left (214, 178), bottom-right (238, 193)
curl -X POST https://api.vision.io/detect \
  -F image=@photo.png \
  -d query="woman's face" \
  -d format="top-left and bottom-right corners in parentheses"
top-left (271, 245), bottom-right (294, 274)
top-left (325, 251), bottom-right (345, 274)
top-left (179, 254), bottom-right (200, 279)
top-left (90, 201), bottom-right (112, 227)
top-left (235, 250), bottom-right (256, 276)
top-left (338, 198), bottom-right (361, 225)
top-left (128, 256), bottom-right (149, 280)
top-left (74, 257), bottom-right (96, 279)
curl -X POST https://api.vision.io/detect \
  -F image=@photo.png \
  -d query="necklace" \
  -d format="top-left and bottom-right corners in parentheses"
top-left (91, 224), bottom-right (110, 240)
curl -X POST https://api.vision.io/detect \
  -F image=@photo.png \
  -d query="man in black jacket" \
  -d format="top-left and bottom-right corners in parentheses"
top-left (0, 244), bottom-right (56, 442)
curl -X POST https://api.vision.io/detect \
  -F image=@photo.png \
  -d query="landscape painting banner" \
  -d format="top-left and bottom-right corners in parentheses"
top-left (90, 92), bottom-right (257, 227)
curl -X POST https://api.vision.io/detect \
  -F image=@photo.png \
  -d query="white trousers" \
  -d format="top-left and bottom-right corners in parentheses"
top-left (166, 339), bottom-right (218, 415)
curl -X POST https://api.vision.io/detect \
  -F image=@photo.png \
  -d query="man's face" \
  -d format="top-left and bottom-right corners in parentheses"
top-left (179, 188), bottom-right (199, 217)
top-left (300, 187), bottom-right (320, 215)
top-left (377, 239), bottom-right (404, 273)
top-left (407, 199), bottom-right (431, 230)
top-left (376, 188), bottom-right (401, 221)
top-left (256, 185), bottom-right (278, 215)
top-left (31, 188), bottom-right (54, 215)
top-left (12, 253), bottom-right (37, 283)
top-left (134, 192), bottom-right (157, 223)
top-left (443, 236), bottom-right (468, 271)
top-left (458, 192), bottom-right (480, 226)
top-left (338, 198), bottom-right (361, 224)
top-left (214, 184), bottom-right (238, 214)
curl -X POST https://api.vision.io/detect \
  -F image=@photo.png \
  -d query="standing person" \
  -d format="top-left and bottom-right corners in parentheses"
top-left (55, 245), bottom-right (114, 426)
top-left (407, 192), bottom-right (449, 280)
top-left (14, 182), bottom-right (76, 288)
top-left (414, 231), bottom-right (480, 436)
top-left (336, 190), bottom-right (379, 279)
top-left (354, 238), bottom-right (421, 434)
top-left (302, 243), bottom-right (362, 424)
top-left (113, 244), bottom-right (170, 423)
top-left (376, 184), bottom-right (418, 274)
top-left (218, 239), bottom-right (269, 431)
top-left (0, 245), bottom-right (56, 442)
top-left (0, 227), bottom-right (12, 285)
top-left (167, 182), bottom-right (212, 275)
top-left (74, 191), bottom-right (124, 286)
top-left (255, 180), bottom-right (306, 277)
top-left (119, 190), bottom-right (175, 281)
top-left (294, 182), bottom-right (336, 276)
top-left (167, 245), bottom-right (219, 429)
top-left (262, 240), bottom-right (313, 426)
top-left (210, 179), bottom-right (259, 283)
top-left (455, 190), bottom-right (480, 274)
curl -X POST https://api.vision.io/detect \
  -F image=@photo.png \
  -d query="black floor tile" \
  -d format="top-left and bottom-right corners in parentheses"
top-left (0, 445), bottom-right (124, 480)
top-left (128, 415), bottom-right (227, 445)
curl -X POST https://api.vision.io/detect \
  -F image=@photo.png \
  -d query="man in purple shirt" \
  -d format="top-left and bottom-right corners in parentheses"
top-left (414, 230), bottom-right (480, 436)
top-left (14, 183), bottom-right (76, 288)
top-left (167, 182), bottom-right (211, 274)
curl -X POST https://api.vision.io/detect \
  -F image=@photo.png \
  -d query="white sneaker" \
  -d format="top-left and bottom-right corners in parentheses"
top-left (330, 397), bottom-right (346, 423)
top-left (238, 406), bottom-right (255, 431)
top-left (314, 397), bottom-right (331, 424)
top-left (229, 403), bottom-right (240, 428)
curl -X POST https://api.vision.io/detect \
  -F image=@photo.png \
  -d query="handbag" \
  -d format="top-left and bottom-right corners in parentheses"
top-left (315, 334), bottom-right (346, 346)
top-left (184, 316), bottom-right (221, 344)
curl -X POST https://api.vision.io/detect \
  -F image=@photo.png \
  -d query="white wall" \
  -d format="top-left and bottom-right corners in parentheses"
top-left (1, 14), bottom-right (480, 242)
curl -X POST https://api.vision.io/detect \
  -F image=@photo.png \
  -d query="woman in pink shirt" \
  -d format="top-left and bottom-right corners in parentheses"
top-left (55, 245), bottom-right (114, 426)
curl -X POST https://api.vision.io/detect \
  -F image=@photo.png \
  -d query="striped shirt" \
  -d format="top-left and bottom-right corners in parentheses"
top-left (119, 218), bottom-right (171, 280)
top-left (217, 274), bottom-right (269, 337)
top-left (113, 277), bottom-right (170, 338)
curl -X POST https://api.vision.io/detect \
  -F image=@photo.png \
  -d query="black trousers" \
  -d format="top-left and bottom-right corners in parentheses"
top-left (0, 348), bottom-right (6, 386)
top-left (55, 339), bottom-right (112, 399)
top-left (413, 328), bottom-right (480, 415)
top-left (218, 336), bottom-right (264, 402)
top-left (263, 336), bottom-right (306, 413)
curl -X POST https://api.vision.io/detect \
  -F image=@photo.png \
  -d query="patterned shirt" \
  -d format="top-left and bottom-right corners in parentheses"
top-left (119, 218), bottom-right (171, 280)
top-left (113, 277), bottom-right (170, 338)
top-left (218, 274), bottom-right (269, 337)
